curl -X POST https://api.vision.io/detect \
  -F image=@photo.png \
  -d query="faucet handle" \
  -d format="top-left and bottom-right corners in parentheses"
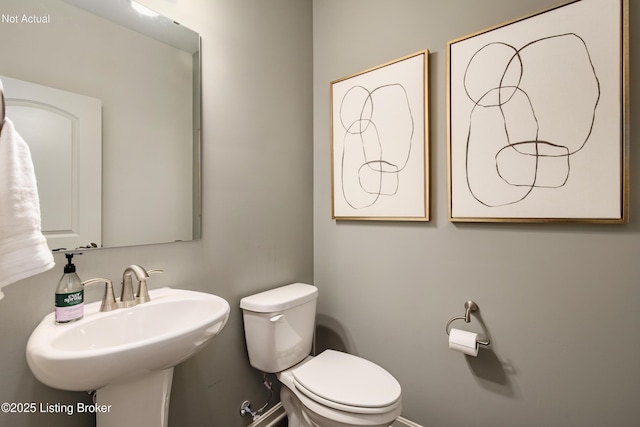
top-left (136, 269), bottom-right (164, 303)
top-left (82, 278), bottom-right (118, 312)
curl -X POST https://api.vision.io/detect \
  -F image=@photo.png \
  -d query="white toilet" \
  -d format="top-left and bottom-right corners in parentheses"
top-left (240, 283), bottom-right (402, 427)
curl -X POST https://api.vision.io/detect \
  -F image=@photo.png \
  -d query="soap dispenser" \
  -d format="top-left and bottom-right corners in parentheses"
top-left (55, 252), bottom-right (84, 324)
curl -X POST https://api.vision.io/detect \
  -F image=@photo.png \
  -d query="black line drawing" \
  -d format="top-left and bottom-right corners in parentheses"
top-left (463, 33), bottom-right (600, 208)
top-left (338, 83), bottom-right (415, 209)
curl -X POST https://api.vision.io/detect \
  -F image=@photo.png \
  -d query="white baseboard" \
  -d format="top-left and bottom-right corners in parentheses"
top-left (250, 402), bottom-right (423, 427)
top-left (249, 403), bottom-right (287, 427)
top-left (393, 416), bottom-right (424, 427)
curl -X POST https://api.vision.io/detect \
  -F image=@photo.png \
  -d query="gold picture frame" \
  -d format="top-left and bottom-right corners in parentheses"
top-left (447, 0), bottom-right (629, 223)
top-left (331, 50), bottom-right (430, 221)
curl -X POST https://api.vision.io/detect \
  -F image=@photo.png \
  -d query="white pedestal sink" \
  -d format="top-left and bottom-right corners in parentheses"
top-left (26, 287), bottom-right (230, 427)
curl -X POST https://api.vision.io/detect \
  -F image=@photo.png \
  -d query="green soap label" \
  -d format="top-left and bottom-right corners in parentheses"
top-left (55, 290), bottom-right (84, 308)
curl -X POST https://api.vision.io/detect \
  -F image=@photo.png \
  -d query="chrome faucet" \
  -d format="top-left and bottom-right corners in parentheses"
top-left (120, 264), bottom-right (164, 306)
top-left (120, 264), bottom-right (149, 307)
top-left (81, 265), bottom-right (164, 313)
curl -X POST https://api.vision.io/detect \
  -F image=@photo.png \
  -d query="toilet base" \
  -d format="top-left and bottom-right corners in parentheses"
top-left (280, 384), bottom-right (315, 427)
top-left (280, 385), bottom-right (398, 427)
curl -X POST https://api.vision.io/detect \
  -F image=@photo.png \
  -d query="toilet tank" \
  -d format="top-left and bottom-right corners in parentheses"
top-left (240, 283), bottom-right (318, 373)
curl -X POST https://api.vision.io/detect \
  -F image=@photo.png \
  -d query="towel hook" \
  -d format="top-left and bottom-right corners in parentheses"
top-left (445, 300), bottom-right (490, 346)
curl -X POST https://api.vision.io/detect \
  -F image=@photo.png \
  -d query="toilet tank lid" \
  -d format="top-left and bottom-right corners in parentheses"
top-left (240, 283), bottom-right (318, 313)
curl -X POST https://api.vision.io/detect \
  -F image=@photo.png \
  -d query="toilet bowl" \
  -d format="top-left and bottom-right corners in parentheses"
top-left (279, 351), bottom-right (402, 427)
top-left (240, 283), bottom-right (402, 427)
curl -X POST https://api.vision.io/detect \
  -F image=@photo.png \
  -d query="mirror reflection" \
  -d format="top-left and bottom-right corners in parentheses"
top-left (0, 0), bottom-right (201, 250)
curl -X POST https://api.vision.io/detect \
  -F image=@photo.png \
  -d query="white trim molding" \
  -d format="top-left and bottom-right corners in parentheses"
top-left (249, 403), bottom-right (287, 427)
top-left (393, 416), bottom-right (424, 427)
top-left (249, 403), bottom-right (423, 427)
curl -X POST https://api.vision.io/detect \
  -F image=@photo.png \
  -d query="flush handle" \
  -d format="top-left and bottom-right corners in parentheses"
top-left (270, 314), bottom-right (284, 322)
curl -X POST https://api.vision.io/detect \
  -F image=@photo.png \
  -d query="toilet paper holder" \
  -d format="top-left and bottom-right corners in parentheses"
top-left (445, 300), bottom-right (490, 346)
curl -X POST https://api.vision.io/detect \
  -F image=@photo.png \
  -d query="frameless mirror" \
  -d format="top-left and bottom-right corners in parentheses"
top-left (0, 0), bottom-right (201, 250)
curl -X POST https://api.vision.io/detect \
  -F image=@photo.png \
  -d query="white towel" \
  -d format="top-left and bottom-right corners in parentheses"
top-left (0, 117), bottom-right (55, 299)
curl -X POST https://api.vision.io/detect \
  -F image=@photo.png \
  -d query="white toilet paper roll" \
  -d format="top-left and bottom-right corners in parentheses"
top-left (448, 328), bottom-right (479, 357)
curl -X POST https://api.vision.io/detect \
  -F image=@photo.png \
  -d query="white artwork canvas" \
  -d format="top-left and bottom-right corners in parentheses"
top-left (447, 0), bottom-right (628, 223)
top-left (331, 50), bottom-right (429, 221)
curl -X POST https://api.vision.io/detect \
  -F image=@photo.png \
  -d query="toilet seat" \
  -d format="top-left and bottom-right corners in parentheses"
top-left (291, 350), bottom-right (401, 415)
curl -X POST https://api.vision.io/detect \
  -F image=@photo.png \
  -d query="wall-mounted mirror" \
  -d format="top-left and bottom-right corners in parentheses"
top-left (0, 0), bottom-right (201, 250)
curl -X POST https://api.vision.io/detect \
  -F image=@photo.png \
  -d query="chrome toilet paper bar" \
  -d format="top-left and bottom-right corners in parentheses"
top-left (445, 300), bottom-right (490, 346)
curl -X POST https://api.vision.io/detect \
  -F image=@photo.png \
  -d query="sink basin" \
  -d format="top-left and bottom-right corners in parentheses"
top-left (27, 287), bottom-right (230, 391)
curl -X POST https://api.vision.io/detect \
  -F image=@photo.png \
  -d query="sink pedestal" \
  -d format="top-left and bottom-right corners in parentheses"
top-left (95, 368), bottom-right (174, 427)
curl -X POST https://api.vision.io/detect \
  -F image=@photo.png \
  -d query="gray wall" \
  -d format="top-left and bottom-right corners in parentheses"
top-left (0, 0), bottom-right (312, 426)
top-left (313, 1), bottom-right (640, 426)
